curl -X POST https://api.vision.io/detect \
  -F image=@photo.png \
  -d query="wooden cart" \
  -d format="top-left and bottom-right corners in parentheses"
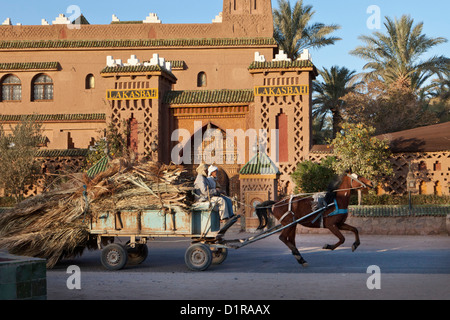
top-left (88, 202), bottom-right (237, 271)
top-left (89, 200), bottom-right (333, 271)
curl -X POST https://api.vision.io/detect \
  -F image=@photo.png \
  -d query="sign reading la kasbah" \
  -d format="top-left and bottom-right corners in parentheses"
top-left (106, 88), bottom-right (158, 101)
top-left (254, 85), bottom-right (309, 97)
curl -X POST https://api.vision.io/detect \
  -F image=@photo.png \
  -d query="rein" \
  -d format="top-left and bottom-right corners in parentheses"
top-left (256, 174), bottom-right (369, 224)
top-left (253, 174), bottom-right (367, 210)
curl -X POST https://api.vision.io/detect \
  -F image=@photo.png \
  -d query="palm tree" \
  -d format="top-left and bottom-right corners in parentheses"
top-left (350, 15), bottom-right (450, 93)
top-left (313, 66), bottom-right (358, 138)
top-left (273, 0), bottom-right (341, 60)
top-left (427, 72), bottom-right (450, 122)
top-left (431, 72), bottom-right (450, 101)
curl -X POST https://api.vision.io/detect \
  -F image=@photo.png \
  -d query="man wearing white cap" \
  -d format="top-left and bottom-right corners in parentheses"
top-left (207, 166), bottom-right (235, 221)
top-left (193, 164), bottom-right (234, 221)
top-left (193, 163), bottom-right (217, 201)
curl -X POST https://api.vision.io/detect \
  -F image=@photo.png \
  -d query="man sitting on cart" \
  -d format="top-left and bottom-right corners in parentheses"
top-left (194, 163), bottom-right (235, 221)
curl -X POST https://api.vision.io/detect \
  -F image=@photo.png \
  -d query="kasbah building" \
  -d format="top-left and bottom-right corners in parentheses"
top-left (0, 0), bottom-right (448, 230)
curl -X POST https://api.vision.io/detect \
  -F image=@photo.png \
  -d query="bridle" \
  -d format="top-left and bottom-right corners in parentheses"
top-left (347, 173), bottom-right (373, 190)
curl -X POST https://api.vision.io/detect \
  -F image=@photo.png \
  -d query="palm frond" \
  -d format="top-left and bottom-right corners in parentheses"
top-left (350, 14), bottom-right (450, 92)
top-left (273, 0), bottom-right (341, 60)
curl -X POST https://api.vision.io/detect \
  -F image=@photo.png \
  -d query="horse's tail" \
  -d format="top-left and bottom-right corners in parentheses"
top-left (255, 200), bottom-right (276, 230)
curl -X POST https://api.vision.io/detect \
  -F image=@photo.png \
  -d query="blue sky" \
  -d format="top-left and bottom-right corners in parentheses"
top-left (2, 0), bottom-right (449, 74)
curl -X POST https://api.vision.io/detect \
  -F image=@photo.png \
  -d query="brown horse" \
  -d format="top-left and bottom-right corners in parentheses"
top-left (255, 171), bottom-right (373, 266)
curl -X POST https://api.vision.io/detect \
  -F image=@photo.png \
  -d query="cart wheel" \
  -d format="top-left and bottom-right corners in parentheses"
top-left (185, 243), bottom-right (212, 271)
top-left (212, 248), bottom-right (228, 265)
top-left (127, 244), bottom-right (149, 265)
top-left (101, 243), bottom-right (128, 270)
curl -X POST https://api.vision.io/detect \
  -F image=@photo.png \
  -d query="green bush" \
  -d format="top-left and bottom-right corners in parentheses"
top-left (330, 122), bottom-right (393, 182)
top-left (0, 118), bottom-right (44, 201)
top-left (291, 157), bottom-right (336, 193)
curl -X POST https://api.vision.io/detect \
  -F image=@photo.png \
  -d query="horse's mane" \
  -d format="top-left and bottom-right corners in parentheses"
top-left (324, 174), bottom-right (345, 205)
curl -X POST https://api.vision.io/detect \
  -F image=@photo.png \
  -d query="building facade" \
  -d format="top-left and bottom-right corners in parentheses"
top-left (0, 0), bottom-right (319, 228)
top-left (1, 0), bottom-right (447, 229)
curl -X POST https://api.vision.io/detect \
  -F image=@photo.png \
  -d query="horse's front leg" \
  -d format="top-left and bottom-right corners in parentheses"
top-left (339, 223), bottom-right (360, 252)
top-left (279, 226), bottom-right (308, 267)
top-left (323, 224), bottom-right (345, 250)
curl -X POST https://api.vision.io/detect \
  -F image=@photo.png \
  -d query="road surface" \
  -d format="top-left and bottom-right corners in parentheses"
top-left (46, 232), bottom-right (450, 301)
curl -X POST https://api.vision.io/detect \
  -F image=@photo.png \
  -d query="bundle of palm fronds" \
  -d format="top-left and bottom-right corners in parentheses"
top-left (0, 158), bottom-right (194, 268)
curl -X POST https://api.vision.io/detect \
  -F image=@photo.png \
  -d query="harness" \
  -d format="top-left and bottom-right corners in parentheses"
top-left (277, 193), bottom-right (349, 224)
top-left (278, 195), bottom-right (294, 223)
top-left (258, 173), bottom-right (369, 225)
top-left (325, 173), bottom-right (365, 217)
top-left (328, 198), bottom-right (349, 217)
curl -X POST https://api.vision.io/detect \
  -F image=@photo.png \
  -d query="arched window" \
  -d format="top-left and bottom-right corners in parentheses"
top-left (197, 72), bottom-right (207, 87)
top-left (32, 74), bottom-right (53, 101)
top-left (419, 181), bottom-right (427, 195)
top-left (1, 75), bottom-right (22, 101)
top-left (85, 74), bottom-right (95, 89)
top-left (276, 110), bottom-right (288, 162)
top-left (434, 181), bottom-right (442, 196)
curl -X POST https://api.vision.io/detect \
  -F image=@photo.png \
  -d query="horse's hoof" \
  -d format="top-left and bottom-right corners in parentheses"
top-left (298, 258), bottom-right (308, 267)
top-left (352, 242), bottom-right (360, 252)
top-left (323, 244), bottom-right (333, 250)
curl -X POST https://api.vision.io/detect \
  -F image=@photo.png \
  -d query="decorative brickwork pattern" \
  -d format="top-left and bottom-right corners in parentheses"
top-left (110, 98), bottom-right (154, 156)
top-left (0, 37), bottom-right (277, 49)
top-left (22, 153), bottom-right (87, 197)
top-left (385, 151), bottom-right (450, 195)
top-left (308, 149), bottom-right (450, 196)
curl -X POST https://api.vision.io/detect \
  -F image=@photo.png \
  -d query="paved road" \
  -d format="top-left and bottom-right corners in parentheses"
top-left (46, 232), bottom-right (450, 300)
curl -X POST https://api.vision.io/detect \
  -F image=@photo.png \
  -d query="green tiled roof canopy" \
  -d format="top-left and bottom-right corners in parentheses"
top-left (86, 155), bottom-right (110, 178)
top-left (0, 38), bottom-right (277, 49)
top-left (101, 65), bottom-right (167, 73)
top-left (248, 60), bottom-right (315, 70)
top-left (164, 89), bottom-right (254, 105)
top-left (35, 149), bottom-right (89, 157)
top-left (101, 64), bottom-right (176, 79)
top-left (239, 152), bottom-right (280, 175)
top-left (0, 62), bottom-right (60, 71)
top-left (167, 60), bottom-right (185, 70)
top-left (0, 114), bottom-right (106, 122)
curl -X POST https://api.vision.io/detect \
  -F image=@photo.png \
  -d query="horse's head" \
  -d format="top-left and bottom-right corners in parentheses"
top-left (346, 173), bottom-right (374, 191)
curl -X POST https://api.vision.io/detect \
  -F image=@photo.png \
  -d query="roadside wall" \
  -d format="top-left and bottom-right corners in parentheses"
top-left (297, 206), bottom-right (450, 236)
top-left (0, 252), bottom-right (47, 300)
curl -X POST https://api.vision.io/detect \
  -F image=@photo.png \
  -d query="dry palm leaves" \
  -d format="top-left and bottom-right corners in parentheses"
top-left (0, 158), bottom-right (194, 268)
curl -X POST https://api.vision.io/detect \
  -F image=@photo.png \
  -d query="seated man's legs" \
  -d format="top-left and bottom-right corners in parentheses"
top-left (223, 196), bottom-right (234, 218)
top-left (211, 196), bottom-right (233, 220)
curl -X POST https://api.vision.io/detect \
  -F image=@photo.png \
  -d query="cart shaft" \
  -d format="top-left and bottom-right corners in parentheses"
top-left (229, 203), bottom-right (334, 249)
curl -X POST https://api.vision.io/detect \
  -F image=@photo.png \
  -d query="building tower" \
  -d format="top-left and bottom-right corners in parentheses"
top-left (222, 0), bottom-right (274, 37)
top-left (248, 51), bottom-right (318, 195)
